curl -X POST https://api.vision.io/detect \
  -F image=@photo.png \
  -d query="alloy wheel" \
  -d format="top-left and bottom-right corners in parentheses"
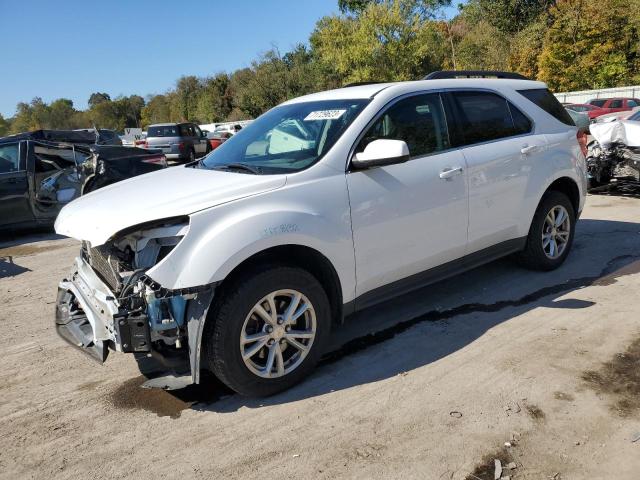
top-left (542, 205), bottom-right (571, 259)
top-left (240, 289), bottom-right (316, 378)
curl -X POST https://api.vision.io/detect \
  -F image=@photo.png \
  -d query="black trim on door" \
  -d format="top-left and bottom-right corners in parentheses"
top-left (344, 236), bottom-right (527, 314)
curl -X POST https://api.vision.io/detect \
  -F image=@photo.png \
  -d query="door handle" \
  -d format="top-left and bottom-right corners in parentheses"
top-left (520, 145), bottom-right (540, 155)
top-left (439, 166), bottom-right (463, 180)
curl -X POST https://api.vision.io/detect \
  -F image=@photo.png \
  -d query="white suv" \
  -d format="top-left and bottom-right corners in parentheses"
top-left (55, 72), bottom-right (587, 396)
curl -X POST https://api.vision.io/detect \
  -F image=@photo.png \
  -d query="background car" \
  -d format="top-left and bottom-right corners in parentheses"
top-left (206, 129), bottom-right (233, 151)
top-left (594, 106), bottom-right (640, 123)
top-left (565, 103), bottom-right (608, 120)
top-left (145, 123), bottom-right (210, 162)
top-left (0, 130), bottom-right (166, 231)
top-left (587, 97), bottom-right (640, 114)
top-left (74, 128), bottom-right (122, 145)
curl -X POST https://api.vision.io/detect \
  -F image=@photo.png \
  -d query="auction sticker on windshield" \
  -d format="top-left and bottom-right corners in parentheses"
top-left (304, 109), bottom-right (346, 121)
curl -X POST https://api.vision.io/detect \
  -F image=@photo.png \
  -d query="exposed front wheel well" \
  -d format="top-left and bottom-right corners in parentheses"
top-left (216, 245), bottom-right (344, 324)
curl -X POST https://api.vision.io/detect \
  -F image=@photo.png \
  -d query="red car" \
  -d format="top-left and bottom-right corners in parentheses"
top-left (587, 97), bottom-right (640, 115)
top-left (208, 131), bottom-right (232, 151)
top-left (565, 103), bottom-right (608, 120)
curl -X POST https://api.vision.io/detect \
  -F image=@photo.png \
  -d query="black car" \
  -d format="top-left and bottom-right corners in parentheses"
top-left (0, 130), bottom-right (167, 232)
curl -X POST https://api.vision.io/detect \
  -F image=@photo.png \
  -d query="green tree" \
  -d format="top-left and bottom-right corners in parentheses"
top-left (508, 18), bottom-right (547, 79)
top-left (141, 94), bottom-right (172, 127)
top-left (461, 0), bottom-right (554, 35)
top-left (538, 0), bottom-right (640, 90)
top-left (197, 73), bottom-right (233, 123)
top-left (339, 0), bottom-right (451, 18)
top-left (311, 1), bottom-right (447, 84)
top-left (173, 76), bottom-right (202, 121)
top-left (453, 19), bottom-right (510, 70)
top-left (48, 98), bottom-right (76, 129)
top-left (88, 92), bottom-right (111, 108)
top-left (0, 114), bottom-right (10, 137)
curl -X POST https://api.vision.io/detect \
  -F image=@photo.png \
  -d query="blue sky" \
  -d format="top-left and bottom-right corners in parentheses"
top-left (0, 0), bottom-right (462, 118)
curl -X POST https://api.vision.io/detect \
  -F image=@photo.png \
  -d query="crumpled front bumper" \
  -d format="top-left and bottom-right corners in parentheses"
top-left (55, 256), bottom-right (146, 362)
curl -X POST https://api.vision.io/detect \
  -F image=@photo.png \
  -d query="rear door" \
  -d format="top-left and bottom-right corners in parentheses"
top-left (0, 141), bottom-right (33, 228)
top-left (445, 90), bottom-right (544, 254)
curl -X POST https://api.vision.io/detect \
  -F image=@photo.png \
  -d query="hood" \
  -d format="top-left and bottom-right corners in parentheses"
top-left (590, 120), bottom-right (640, 148)
top-left (55, 166), bottom-right (287, 246)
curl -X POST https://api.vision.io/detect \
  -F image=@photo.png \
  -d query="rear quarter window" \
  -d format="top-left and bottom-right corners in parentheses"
top-left (517, 89), bottom-right (575, 126)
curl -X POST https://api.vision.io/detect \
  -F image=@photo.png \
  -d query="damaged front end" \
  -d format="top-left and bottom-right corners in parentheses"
top-left (587, 120), bottom-right (640, 188)
top-left (55, 217), bottom-right (214, 384)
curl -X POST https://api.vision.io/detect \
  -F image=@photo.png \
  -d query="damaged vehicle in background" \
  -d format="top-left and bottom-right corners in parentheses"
top-left (0, 130), bottom-right (167, 232)
top-left (54, 72), bottom-right (586, 396)
top-left (586, 109), bottom-right (640, 188)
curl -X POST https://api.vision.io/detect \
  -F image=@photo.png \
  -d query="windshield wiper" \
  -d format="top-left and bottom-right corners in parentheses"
top-left (213, 163), bottom-right (261, 175)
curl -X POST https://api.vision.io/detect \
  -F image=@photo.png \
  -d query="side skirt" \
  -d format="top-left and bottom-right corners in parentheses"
top-left (347, 237), bottom-right (527, 314)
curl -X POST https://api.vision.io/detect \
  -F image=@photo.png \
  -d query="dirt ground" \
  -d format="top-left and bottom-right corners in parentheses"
top-left (1, 192), bottom-right (640, 480)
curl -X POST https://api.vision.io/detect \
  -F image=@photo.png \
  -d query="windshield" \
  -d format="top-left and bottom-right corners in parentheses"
top-left (199, 99), bottom-right (369, 174)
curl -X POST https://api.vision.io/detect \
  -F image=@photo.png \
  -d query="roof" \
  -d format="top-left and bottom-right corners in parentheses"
top-left (148, 122), bottom-right (179, 127)
top-left (0, 129), bottom-right (99, 145)
top-left (285, 78), bottom-right (546, 104)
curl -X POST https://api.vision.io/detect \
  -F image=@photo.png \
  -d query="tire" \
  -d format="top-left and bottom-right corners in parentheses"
top-left (188, 148), bottom-right (196, 163)
top-left (204, 265), bottom-right (331, 396)
top-left (516, 190), bottom-right (576, 271)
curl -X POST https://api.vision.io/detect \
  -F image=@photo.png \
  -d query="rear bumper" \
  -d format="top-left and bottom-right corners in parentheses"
top-left (165, 153), bottom-right (188, 161)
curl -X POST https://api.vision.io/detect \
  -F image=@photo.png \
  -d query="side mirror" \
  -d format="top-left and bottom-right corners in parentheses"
top-left (352, 139), bottom-right (410, 170)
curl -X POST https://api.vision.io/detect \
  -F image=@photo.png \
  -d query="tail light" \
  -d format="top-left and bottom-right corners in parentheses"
top-left (142, 154), bottom-right (168, 167)
top-left (577, 130), bottom-right (588, 157)
top-left (178, 142), bottom-right (185, 150)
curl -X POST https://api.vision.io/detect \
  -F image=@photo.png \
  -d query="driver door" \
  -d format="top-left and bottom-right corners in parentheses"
top-left (346, 93), bottom-right (469, 305)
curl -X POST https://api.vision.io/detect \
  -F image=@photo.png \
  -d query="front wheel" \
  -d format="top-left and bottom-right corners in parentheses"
top-left (204, 265), bottom-right (331, 396)
top-left (516, 191), bottom-right (576, 271)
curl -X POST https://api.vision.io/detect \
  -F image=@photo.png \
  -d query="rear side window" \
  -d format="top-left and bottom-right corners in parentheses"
top-left (517, 88), bottom-right (575, 125)
top-left (609, 99), bottom-right (623, 108)
top-left (148, 125), bottom-right (179, 137)
top-left (628, 100), bottom-right (638, 108)
top-left (449, 91), bottom-right (532, 145)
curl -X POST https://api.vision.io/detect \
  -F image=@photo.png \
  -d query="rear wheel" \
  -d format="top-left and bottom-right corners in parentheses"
top-left (204, 265), bottom-right (331, 396)
top-left (517, 191), bottom-right (576, 271)
top-left (187, 148), bottom-right (196, 163)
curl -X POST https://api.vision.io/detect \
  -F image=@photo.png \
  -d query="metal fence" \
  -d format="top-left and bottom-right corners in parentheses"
top-left (554, 86), bottom-right (640, 104)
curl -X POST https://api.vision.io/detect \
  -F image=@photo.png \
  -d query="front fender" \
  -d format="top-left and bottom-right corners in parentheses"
top-left (146, 176), bottom-right (356, 303)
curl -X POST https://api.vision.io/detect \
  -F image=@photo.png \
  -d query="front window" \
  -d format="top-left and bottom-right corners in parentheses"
top-left (590, 99), bottom-right (606, 107)
top-left (356, 93), bottom-right (450, 158)
top-left (199, 99), bottom-right (369, 174)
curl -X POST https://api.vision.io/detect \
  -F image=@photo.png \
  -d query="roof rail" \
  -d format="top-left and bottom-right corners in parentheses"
top-left (342, 81), bottom-right (386, 88)
top-left (424, 70), bottom-right (529, 80)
